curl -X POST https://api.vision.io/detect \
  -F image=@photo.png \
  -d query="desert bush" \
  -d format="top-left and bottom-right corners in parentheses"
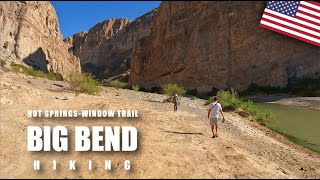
top-left (107, 80), bottom-right (128, 88)
top-left (161, 83), bottom-right (187, 96)
top-left (254, 110), bottom-right (274, 126)
top-left (47, 72), bottom-right (64, 81)
top-left (0, 59), bottom-right (6, 67)
top-left (68, 72), bottom-right (101, 95)
top-left (11, 63), bottom-right (63, 81)
top-left (207, 89), bottom-right (241, 109)
top-left (132, 84), bottom-right (140, 91)
top-left (207, 89), bottom-right (274, 125)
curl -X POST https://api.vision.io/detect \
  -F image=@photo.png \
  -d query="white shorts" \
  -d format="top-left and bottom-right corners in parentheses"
top-left (209, 117), bottom-right (219, 126)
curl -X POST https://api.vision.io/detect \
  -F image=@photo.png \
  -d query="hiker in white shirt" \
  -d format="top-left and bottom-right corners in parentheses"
top-left (207, 97), bottom-right (225, 138)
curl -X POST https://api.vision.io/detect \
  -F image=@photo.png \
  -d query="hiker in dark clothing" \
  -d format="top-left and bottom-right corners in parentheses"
top-left (173, 94), bottom-right (179, 111)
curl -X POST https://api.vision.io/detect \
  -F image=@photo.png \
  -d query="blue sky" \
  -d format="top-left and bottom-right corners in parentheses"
top-left (51, 1), bottom-right (161, 39)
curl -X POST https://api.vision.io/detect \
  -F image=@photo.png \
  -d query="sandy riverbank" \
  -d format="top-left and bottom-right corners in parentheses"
top-left (244, 94), bottom-right (320, 110)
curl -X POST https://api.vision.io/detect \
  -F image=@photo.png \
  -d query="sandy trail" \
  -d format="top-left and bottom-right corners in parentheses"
top-left (0, 71), bottom-right (319, 178)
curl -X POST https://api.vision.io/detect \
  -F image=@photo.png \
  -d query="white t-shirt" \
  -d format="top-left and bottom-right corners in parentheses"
top-left (208, 102), bottom-right (222, 118)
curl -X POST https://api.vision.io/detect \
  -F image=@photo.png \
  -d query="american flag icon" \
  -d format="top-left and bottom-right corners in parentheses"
top-left (260, 1), bottom-right (320, 46)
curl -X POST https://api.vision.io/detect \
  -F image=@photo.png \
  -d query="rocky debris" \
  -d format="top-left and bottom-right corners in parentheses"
top-left (54, 96), bottom-right (74, 100)
top-left (129, 1), bottom-right (320, 95)
top-left (64, 9), bottom-right (157, 80)
top-left (0, 1), bottom-right (81, 78)
top-left (103, 70), bottom-right (130, 84)
top-left (0, 79), bottom-right (42, 105)
top-left (235, 108), bottom-right (251, 118)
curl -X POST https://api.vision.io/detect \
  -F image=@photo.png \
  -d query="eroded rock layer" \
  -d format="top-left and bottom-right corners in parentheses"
top-left (64, 9), bottom-right (157, 79)
top-left (0, 1), bottom-right (81, 78)
top-left (129, 1), bottom-right (320, 94)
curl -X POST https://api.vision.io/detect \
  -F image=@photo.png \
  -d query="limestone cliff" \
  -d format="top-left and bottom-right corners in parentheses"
top-left (64, 9), bottom-right (157, 79)
top-left (0, 1), bottom-right (81, 78)
top-left (129, 1), bottom-right (320, 94)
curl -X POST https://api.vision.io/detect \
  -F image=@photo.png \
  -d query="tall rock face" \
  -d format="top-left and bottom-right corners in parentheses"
top-left (0, 1), bottom-right (80, 78)
top-left (64, 9), bottom-right (157, 79)
top-left (130, 1), bottom-right (320, 94)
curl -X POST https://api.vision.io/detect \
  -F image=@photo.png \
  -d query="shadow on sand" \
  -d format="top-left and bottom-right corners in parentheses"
top-left (163, 131), bottom-right (203, 135)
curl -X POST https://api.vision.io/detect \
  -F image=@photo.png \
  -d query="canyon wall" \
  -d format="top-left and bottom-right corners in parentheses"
top-left (65, 9), bottom-right (157, 79)
top-left (129, 1), bottom-right (320, 94)
top-left (0, 1), bottom-right (81, 78)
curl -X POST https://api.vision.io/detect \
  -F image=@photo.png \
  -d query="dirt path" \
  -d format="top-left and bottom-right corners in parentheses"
top-left (1, 71), bottom-right (319, 178)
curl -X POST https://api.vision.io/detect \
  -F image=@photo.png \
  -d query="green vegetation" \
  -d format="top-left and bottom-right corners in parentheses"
top-left (0, 59), bottom-right (6, 67)
top-left (241, 79), bottom-right (320, 97)
top-left (241, 83), bottom-right (284, 95)
top-left (161, 83), bottom-right (187, 96)
top-left (286, 79), bottom-right (320, 97)
top-left (11, 63), bottom-right (63, 81)
top-left (67, 72), bottom-right (102, 95)
top-left (207, 89), bottom-right (274, 125)
top-left (132, 84), bottom-right (140, 92)
top-left (107, 80), bottom-right (128, 88)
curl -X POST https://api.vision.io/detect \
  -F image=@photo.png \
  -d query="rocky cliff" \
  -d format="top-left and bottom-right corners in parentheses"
top-left (129, 1), bottom-right (320, 94)
top-left (65, 9), bottom-right (157, 79)
top-left (0, 1), bottom-right (81, 78)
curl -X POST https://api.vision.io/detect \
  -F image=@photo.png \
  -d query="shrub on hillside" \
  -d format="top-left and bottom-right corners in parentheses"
top-left (161, 83), bottom-right (187, 96)
top-left (0, 59), bottom-right (6, 67)
top-left (68, 72), bottom-right (101, 95)
top-left (11, 63), bottom-right (63, 81)
top-left (107, 80), bottom-right (128, 88)
top-left (132, 85), bottom-right (140, 91)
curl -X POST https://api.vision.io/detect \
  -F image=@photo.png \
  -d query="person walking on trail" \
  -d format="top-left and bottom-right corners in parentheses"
top-left (173, 94), bottom-right (179, 111)
top-left (208, 97), bottom-right (225, 138)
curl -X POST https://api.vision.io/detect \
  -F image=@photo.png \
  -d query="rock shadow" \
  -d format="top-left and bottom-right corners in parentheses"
top-left (22, 47), bottom-right (49, 73)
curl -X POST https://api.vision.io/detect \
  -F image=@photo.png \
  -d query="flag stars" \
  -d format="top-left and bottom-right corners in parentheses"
top-left (266, 1), bottom-right (299, 17)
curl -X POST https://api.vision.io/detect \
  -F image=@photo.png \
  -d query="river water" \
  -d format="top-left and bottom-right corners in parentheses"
top-left (255, 103), bottom-right (320, 153)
